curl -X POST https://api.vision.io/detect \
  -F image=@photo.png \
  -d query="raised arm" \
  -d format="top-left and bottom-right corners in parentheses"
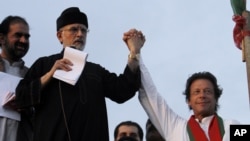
top-left (123, 28), bottom-right (145, 72)
top-left (138, 57), bottom-right (187, 140)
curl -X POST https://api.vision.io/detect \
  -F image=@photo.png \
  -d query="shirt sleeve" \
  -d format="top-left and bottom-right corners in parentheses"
top-left (138, 55), bottom-right (187, 139)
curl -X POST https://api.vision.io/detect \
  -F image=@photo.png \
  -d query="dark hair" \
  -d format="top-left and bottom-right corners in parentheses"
top-left (145, 119), bottom-right (165, 141)
top-left (114, 121), bottom-right (143, 141)
top-left (146, 119), bottom-right (152, 128)
top-left (0, 15), bottom-right (29, 35)
top-left (0, 16), bottom-right (29, 47)
top-left (183, 71), bottom-right (223, 112)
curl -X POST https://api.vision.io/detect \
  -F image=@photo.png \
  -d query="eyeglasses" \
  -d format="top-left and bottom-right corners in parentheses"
top-left (62, 26), bottom-right (89, 35)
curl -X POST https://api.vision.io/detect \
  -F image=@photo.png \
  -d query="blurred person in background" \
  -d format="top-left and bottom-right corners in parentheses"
top-left (114, 120), bottom-right (144, 141)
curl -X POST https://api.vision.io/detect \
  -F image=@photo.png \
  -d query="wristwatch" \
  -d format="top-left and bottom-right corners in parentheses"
top-left (128, 53), bottom-right (140, 61)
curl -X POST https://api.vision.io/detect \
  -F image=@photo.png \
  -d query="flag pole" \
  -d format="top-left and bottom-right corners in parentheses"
top-left (242, 11), bottom-right (250, 106)
top-left (231, 0), bottom-right (250, 107)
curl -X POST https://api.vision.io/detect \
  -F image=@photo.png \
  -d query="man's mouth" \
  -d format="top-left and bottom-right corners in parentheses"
top-left (74, 40), bottom-right (83, 44)
top-left (17, 46), bottom-right (26, 51)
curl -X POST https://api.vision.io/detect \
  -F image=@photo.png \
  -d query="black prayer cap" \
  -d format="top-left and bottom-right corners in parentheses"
top-left (56, 7), bottom-right (88, 31)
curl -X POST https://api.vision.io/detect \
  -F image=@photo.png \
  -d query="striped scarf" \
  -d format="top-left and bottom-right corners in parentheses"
top-left (187, 114), bottom-right (225, 141)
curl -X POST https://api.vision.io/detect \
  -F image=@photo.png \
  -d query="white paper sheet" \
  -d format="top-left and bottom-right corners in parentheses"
top-left (53, 47), bottom-right (88, 85)
top-left (0, 72), bottom-right (21, 121)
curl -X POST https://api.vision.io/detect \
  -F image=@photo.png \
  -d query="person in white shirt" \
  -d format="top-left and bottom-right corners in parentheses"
top-left (138, 59), bottom-right (240, 141)
top-left (0, 15), bottom-right (31, 141)
top-left (123, 30), bottom-right (240, 141)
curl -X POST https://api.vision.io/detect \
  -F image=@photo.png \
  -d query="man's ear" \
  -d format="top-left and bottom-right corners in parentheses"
top-left (186, 99), bottom-right (191, 106)
top-left (56, 31), bottom-right (63, 44)
top-left (0, 33), bottom-right (5, 46)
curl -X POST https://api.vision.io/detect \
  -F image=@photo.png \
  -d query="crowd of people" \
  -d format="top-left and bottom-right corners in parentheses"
top-left (0, 6), bottom-right (240, 141)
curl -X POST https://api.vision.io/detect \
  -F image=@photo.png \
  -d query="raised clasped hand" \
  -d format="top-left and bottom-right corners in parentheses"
top-left (123, 28), bottom-right (146, 53)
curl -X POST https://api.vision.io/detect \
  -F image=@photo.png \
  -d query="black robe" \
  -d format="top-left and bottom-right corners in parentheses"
top-left (15, 51), bottom-right (140, 141)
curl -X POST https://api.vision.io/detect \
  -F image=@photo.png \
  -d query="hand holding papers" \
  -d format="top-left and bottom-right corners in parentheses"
top-left (2, 91), bottom-right (17, 110)
top-left (0, 72), bottom-right (21, 120)
top-left (53, 47), bottom-right (88, 85)
top-left (0, 72), bottom-right (21, 108)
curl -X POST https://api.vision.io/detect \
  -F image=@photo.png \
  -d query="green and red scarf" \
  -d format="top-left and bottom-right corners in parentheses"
top-left (187, 114), bottom-right (225, 141)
